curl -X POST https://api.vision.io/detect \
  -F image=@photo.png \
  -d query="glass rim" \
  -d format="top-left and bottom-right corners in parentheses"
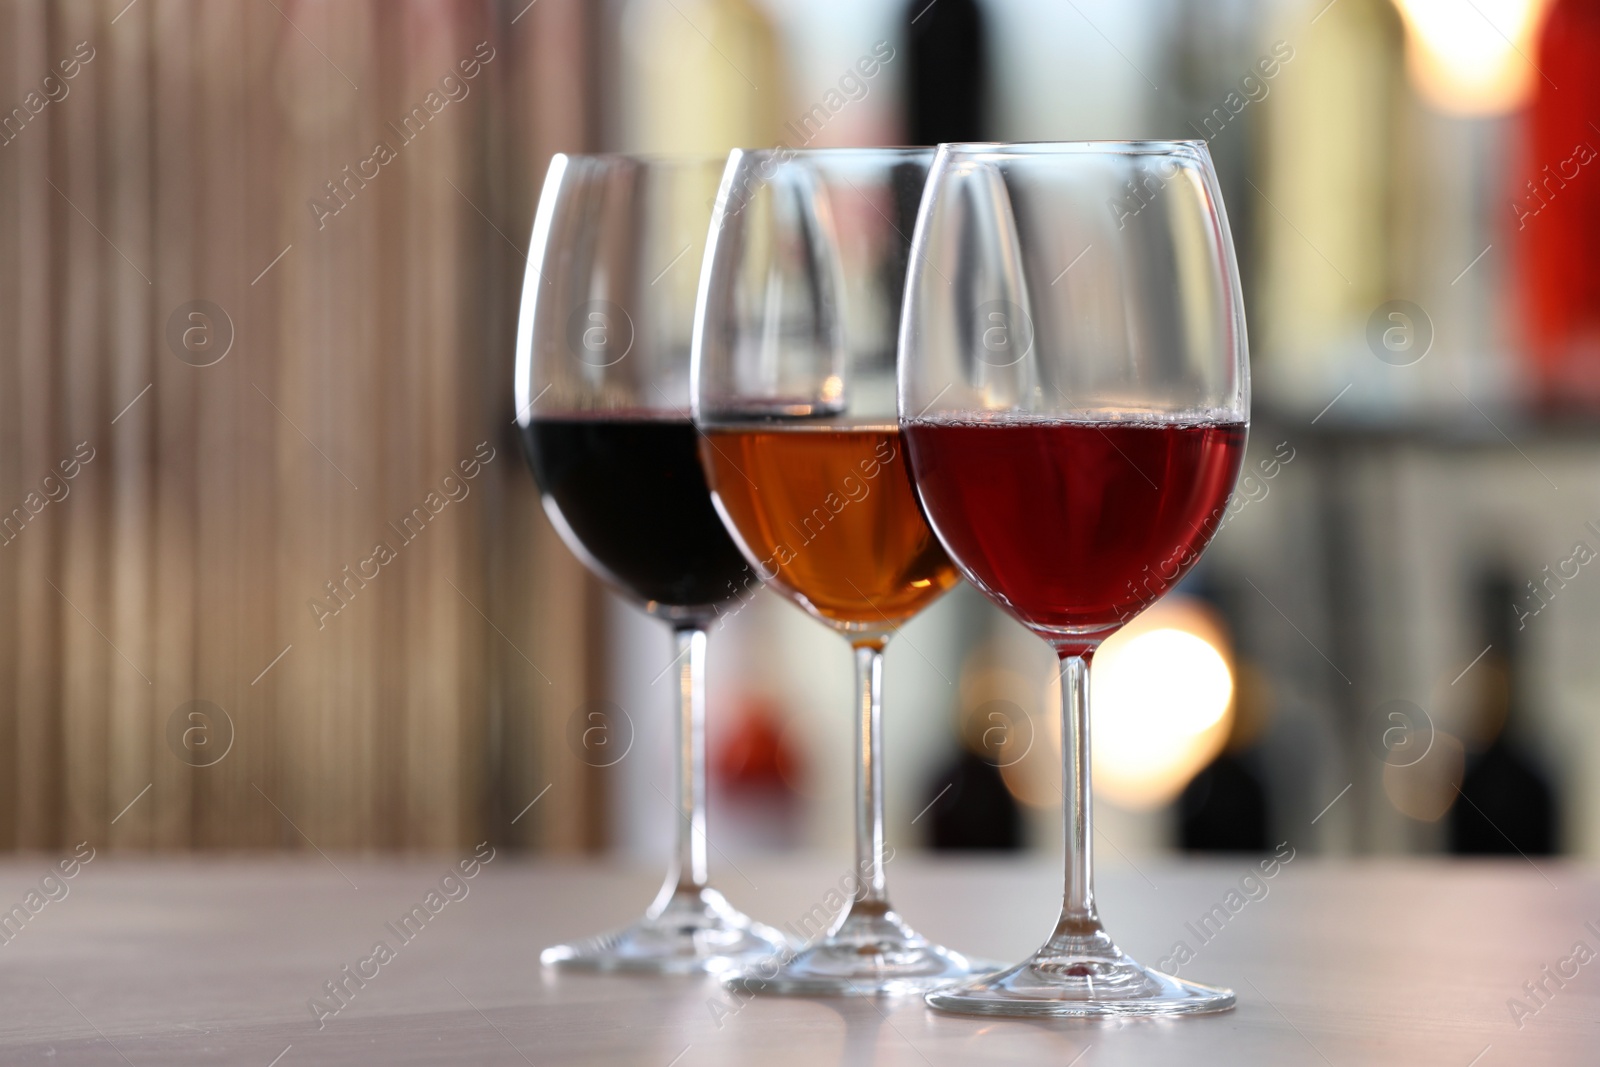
top-left (730, 145), bottom-right (936, 164)
top-left (934, 139), bottom-right (1210, 159)
top-left (548, 150), bottom-right (730, 171)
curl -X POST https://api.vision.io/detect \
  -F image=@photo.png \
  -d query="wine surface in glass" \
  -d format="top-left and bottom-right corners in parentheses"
top-left (904, 418), bottom-right (1245, 649)
top-left (703, 426), bottom-right (958, 629)
top-left (524, 416), bottom-right (752, 611)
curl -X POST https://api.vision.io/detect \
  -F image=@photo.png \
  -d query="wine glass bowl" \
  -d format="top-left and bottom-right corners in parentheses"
top-left (899, 141), bottom-right (1249, 1016)
top-left (700, 425), bottom-right (960, 632)
top-left (903, 418), bottom-right (1246, 655)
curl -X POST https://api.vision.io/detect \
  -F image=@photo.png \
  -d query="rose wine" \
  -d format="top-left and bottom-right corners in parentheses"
top-left (523, 416), bottom-right (752, 612)
top-left (903, 417), bottom-right (1245, 653)
top-left (701, 425), bottom-right (959, 629)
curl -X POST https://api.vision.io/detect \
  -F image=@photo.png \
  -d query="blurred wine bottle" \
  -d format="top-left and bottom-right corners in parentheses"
top-left (1516, 0), bottom-right (1600, 410)
top-left (923, 750), bottom-right (1022, 852)
top-left (1255, 0), bottom-right (1409, 412)
top-left (905, 0), bottom-right (1019, 862)
top-left (617, 0), bottom-right (787, 155)
top-left (1448, 568), bottom-right (1558, 855)
top-left (902, 0), bottom-right (989, 144)
top-left (903, 0), bottom-right (1012, 854)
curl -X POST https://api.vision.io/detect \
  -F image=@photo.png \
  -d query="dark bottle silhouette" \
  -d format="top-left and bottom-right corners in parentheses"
top-left (1452, 742), bottom-right (1557, 854)
top-left (1177, 599), bottom-right (1272, 853)
top-left (924, 749), bottom-right (1022, 851)
top-left (1449, 570), bottom-right (1559, 855)
top-left (1179, 752), bottom-right (1269, 852)
top-left (898, 0), bottom-right (996, 846)
top-left (903, 0), bottom-right (988, 145)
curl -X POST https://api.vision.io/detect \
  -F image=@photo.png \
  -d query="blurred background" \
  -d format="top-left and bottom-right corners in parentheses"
top-left (0, 0), bottom-right (1593, 867)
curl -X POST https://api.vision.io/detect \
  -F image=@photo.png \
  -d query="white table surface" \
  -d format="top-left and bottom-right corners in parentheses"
top-left (0, 853), bottom-right (1590, 1065)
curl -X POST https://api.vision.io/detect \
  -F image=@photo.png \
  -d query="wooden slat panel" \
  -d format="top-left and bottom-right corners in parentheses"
top-left (231, 0), bottom-right (288, 849)
top-left (57, 0), bottom-right (111, 845)
top-left (14, 0), bottom-right (64, 850)
top-left (0, 0), bottom-right (599, 854)
top-left (149, 0), bottom-right (199, 848)
top-left (0, 0), bottom-right (25, 851)
top-left (103, 0), bottom-right (158, 850)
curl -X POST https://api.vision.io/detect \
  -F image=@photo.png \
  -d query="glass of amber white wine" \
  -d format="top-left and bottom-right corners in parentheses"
top-left (692, 147), bottom-right (995, 995)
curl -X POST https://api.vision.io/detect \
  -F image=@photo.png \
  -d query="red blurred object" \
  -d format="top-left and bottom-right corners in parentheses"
top-left (1517, 0), bottom-right (1600, 407)
top-left (713, 697), bottom-right (803, 792)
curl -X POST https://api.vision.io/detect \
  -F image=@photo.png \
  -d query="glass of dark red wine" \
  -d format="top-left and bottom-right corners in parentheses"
top-left (515, 153), bottom-right (787, 973)
top-left (899, 141), bottom-right (1249, 1016)
top-left (692, 147), bottom-right (995, 995)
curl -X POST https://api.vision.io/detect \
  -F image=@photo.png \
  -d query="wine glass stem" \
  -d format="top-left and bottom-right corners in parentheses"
top-left (1061, 653), bottom-right (1099, 924)
top-left (671, 624), bottom-right (710, 893)
top-left (851, 638), bottom-right (890, 913)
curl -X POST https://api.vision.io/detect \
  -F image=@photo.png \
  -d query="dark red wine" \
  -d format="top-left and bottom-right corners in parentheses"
top-left (903, 418), bottom-right (1246, 654)
top-left (522, 417), bottom-right (752, 613)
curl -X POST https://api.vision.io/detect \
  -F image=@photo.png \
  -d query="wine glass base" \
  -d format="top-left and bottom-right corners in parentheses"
top-left (541, 885), bottom-right (790, 975)
top-left (924, 923), bottom-right (1234, 1018)
top-left (724, 907), bottom-right (1000, 996)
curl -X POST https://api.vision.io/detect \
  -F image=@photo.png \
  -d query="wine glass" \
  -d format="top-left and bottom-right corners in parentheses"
top-left (515, 152), bottom-right (788, 973)
top-left (899, 141), bottom-right (1248, 1016)
top-left (692, 147), bottom-right (995, 995)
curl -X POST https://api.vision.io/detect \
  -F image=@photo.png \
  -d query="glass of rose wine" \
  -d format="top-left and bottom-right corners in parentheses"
top-left (693, 147), bottom-right (994, 995)
top-left (899, 141), bottom-right (1249, 1016)
top-left (515, 153), bottom-right (788, 972)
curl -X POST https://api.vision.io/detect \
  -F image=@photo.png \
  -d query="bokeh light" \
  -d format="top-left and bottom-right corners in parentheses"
top-left (1091, 598), bottom-right (1235, 811)
top-left (1394, 0), bottom-right (1549, 115)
